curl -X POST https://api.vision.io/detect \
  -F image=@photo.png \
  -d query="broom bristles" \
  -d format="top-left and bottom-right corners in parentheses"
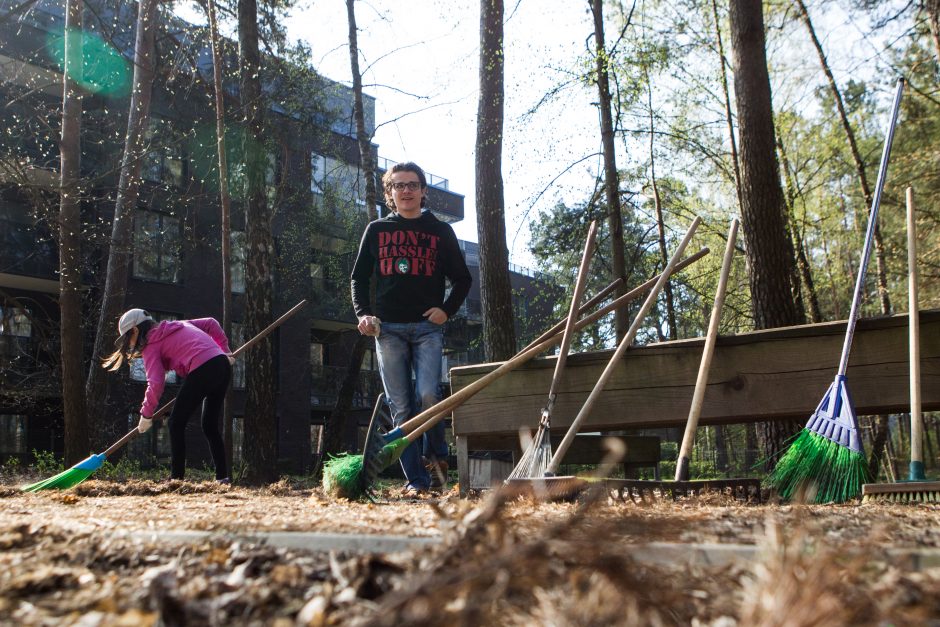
top-left (322, 453), bottom-right (366, 500)
top-left (766, 429), bottom-right (871, 503)
top-left (321, 437), bottom-right (412, 500)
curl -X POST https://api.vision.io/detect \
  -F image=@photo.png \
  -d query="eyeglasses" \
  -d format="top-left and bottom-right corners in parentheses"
top-left (391, 181), bottom-right (422, 192)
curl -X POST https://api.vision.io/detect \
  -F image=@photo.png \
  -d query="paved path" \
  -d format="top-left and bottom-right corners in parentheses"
top-left (127, 531), bottom-right (940, 570)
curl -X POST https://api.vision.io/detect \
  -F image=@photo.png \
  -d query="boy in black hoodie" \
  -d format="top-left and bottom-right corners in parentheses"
top-left (351, 162), bottom-right (471, 495)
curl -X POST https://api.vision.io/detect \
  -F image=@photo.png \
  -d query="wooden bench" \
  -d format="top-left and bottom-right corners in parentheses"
top-left (462, 434), bottom-right (661, 490)
top-left (450, 310), bottom-right (940, 494)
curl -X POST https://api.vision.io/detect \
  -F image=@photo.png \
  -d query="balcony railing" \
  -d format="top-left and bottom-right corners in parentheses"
top-left (376, 156), bottom-right (449, 191)
top-left (310, 365), bottom-right (383, 411)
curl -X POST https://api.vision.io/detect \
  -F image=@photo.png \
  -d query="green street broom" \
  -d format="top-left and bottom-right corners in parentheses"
top-left (21, 299), bottom-right (308, 492)
top-left (767, 78), bottom-right (904, 504)
top-left (862, 188), bottom-right (940, 503)
top-left (507, 220), bottom-right (597, 481)
top-left (322, 245), bottom-right (711, 500)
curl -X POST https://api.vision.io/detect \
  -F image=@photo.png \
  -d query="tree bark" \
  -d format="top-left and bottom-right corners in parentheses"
top-left (646, 75), bottom-right (676, 340)
top-left (475, 0), bottom-right (516, 361)
top-left (59, 0), bottom-right (88, 465)
top-left (729, 0), bottom-right (805, 463)
top-left (795, 0), bottom-right (891, 316)
top-left (315, 0), bottom-right (383, 474)
top-left (925, 0), bottom-right (940, 70)
top-left (710, 0), bottom-right (743, 212)
top-left (206, 0), bottom-right (236, 468)
top-left (83, 0), bottom-right (157, 452)
top-left (776, 136), bottom-right (822, 323)
top-left (238, 0), bottom-right (278, 485)
top-left (591, 0), bottom-right (628, 341)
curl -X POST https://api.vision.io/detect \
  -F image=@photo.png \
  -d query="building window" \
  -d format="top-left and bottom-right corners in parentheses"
top-left (233, 415), bottom-right (243, 461)
top-left (0, 306), bottom-right (31, 359)
top-left (310, 342), bottom-right (324, 376)
top-left (362, 348), bottom-right (377, 371)
top-left (0, 414), bottom-right (26, 455)
top-left (134, 210), bottom-right (181, 283)
top-left (231, 231), bottom-right (246, 294)
top-left (142, 118), bottom-right (184, 187)
top-left (130, 312), bottom-right (178, 385)
top-left (310, 152), bottom-right (326, 194)
top-left (0, 306), bottom-right (30, 337)
top-left (231, 322), bottom-right (246, 389)
top-left (310, 262), bottom-right (324, 290)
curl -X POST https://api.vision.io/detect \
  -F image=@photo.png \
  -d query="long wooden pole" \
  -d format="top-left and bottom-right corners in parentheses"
top-left (675, 218), bottom-right (739, 481)
top-left (546, 217), bottom-right (701, 475)
top-left (397, 247), bottom-right (709, 442)
top-left (907, 187), bottom-right (925, 481)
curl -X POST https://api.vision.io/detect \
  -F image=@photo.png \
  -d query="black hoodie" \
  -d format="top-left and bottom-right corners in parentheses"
top-left (350, 211), bottom-right (472, 323)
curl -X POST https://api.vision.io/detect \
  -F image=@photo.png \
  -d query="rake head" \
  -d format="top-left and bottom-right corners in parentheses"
top-left (804, 375), bottom-right (863, 454)
top-left (506, 418), bottom-right (553, 480)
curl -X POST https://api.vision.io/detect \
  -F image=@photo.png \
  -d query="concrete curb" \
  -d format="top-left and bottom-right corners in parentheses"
top-left (126, 531), bottom-right (940, 570)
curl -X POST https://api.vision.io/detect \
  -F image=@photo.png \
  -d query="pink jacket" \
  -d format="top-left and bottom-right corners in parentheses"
top-left (140, 318), bottom-right (231, 417)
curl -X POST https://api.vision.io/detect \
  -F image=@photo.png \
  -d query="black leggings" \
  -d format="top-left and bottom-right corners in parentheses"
top-left (168, 354), bottom-right (231, 480)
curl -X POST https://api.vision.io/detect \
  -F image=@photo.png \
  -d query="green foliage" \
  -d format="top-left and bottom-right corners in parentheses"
top-left (32, 449), bottom-right (63, 476)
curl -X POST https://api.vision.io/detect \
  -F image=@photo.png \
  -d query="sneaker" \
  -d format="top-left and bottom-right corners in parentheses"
top-left (399, 484), bottom-right (429, 498)
top-left (216, 477), bottom-right (231, 485)
top-left (425, 459), bottom-right (449, 489)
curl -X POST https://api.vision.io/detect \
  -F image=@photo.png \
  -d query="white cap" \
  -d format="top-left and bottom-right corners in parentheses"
top-left (118, 308), bottom-right (153, 337)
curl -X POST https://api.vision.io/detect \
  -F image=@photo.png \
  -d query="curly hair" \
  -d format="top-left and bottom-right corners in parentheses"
top-left (381, 161), bottom-right (428, 210)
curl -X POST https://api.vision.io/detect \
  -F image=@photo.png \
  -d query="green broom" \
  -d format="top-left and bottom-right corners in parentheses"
top-left (21, 299), bottom-right (308, 492)
top-left (322, 247), bottom-right (712, 500)
top-left (767, 78), bottom-right (904, 503)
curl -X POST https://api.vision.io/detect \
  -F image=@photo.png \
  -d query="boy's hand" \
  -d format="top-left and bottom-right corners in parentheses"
top-left (423, 307), bottom-right (448, 325)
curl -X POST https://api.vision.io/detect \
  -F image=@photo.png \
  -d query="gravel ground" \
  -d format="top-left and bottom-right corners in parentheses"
top-left (1, 478), bottom-right (939, 626)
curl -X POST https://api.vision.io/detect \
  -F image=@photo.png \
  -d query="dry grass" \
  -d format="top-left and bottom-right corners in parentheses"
top-left (1, 479), bottom-right (939, 625)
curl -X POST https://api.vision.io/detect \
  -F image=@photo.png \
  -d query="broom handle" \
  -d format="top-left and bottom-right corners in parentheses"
top-left (907, 187), bottom-right (923, 467)
top-left (543, 220), bottom-right (597, 421)
top-left (675, 218), bottom-right (738, 481)
top-left (400, 246), bottom-right (709, 441)
top-left (837, 77), bottom-right (904, 377)
top-left (547, 217), bottom-right (701, 475)
top-left (103, 299), bottom-right (308, 458)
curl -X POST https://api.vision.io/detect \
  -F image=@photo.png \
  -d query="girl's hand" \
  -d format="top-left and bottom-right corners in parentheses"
top-left (227, 353), bottom-right (236, 366)
top-left (138, 416), bottom-right (153, 433)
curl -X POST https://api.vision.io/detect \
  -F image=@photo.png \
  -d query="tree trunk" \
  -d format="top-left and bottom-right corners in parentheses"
top-left (729, 0), bottom-right (805, 463)
top-left (777, 136), bottom-right (822, 323)
top-left (83, 0), bottom-right (157, 452)
top-left (646, 76), bottom-right (676, 340)
top-left (714, 425), bottom-right (729, 473)
top-left (475, 0), bottom-right (516, 361)
top-left (206, 0), bottom-right (235, 468)
top-left (795, 0), bottom-right (891, 316)
top-left (925, 0), bottom-right (940, 72)
top-left (238, 0), bottom-right (278, 485)
top-left (314, 0), bottom-right (383, 475)
top-left (710, 0), bottom-right (743, 212)
top-left (591, 0), bottom-right (628, 341)
top-left (59, 0), bottom-right (87, 465)
top-left (866, 415), bottom-right (889, 480)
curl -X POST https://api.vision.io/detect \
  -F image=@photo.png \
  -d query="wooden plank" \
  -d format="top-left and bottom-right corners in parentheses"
top-left (463, 433), bottom-right (660, 463)
top-left (450, 310), bottom-right (940, 437)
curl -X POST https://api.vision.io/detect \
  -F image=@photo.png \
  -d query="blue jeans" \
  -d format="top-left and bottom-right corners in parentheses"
top-left (376, 321), bottom-right (447, 490)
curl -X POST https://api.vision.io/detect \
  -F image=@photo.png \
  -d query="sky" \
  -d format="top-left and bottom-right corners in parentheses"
top-left (277, 1), bottom-right (605, 270)
top-left (173, 0), bottom-right (905, 271)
